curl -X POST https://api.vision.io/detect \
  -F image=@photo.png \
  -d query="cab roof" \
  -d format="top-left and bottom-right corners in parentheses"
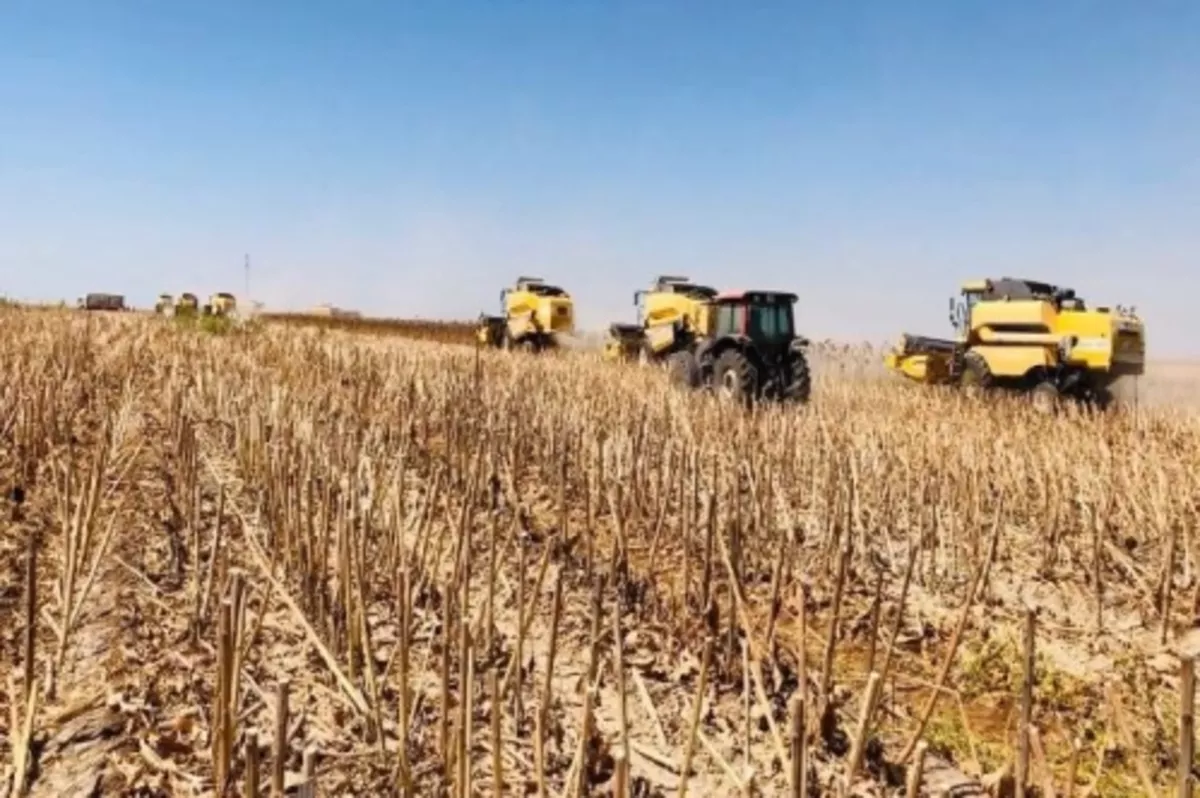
top-left (714, 289), bottom-right (799, 304)
top-left (965, 277), bottom-right (1073, 300)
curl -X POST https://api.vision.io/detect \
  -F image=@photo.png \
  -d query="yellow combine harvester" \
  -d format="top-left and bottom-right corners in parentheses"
top-left (155, 293), bottom-right (174, 315)
top-left (476, 276), bottom-right (575, 352)
top-left (174, 292), bottom-right (200, 318)
top-left (603, 275), bottom-right (718, 365)
top-left (884, 277), bottom-right (1146, 410)
top-left (207, 292), bottom-right (237, 317)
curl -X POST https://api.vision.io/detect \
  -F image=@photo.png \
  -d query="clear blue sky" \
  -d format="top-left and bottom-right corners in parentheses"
top-left (2, 1), bottom-right (1198, 353)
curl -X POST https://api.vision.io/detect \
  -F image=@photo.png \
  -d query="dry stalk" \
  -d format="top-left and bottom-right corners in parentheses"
top-left (1180, 656), bottom-right (1195, 798)
top-left (491, 669), bottom-right (504, 797)
top-left (789, 695), bottom-right (808, 798)
top-left (301, 745), bottom-right (318, 798)
top-left (245, 730), bottom-right (260, 798)
top-left (843, 671), bottom-right (882, 790)
top-left (613, 602), bottom-right (631, 784)
top-left (905, 741), bottom-right (928, 798)
top-left (535, 572), bottom-right (564, 798)
top-left (272, 679), bottom-right (290, 798)
top-left (677, 637), bottom-right (714, 798)
top-left (1016, 608), bottom-right (1036, 798)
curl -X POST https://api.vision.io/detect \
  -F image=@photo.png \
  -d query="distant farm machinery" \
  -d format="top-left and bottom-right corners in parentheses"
top-left (476, 276), bottom-right (576, 353)
top-left (884, 277), bottom-right (1145, 410)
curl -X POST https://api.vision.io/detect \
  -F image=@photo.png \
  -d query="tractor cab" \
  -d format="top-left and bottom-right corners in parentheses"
top-left (679, 289), bottom-right (809, 405)
top-left (711, 290), bottom-right (799, 352)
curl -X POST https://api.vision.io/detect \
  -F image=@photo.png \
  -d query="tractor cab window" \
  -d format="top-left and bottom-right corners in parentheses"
top-left (715, 304), bottom-right (740, 336)
top-left (748, 302), bottom-right (793, 341)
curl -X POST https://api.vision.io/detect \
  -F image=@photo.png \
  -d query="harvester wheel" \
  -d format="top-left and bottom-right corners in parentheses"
top-left (783, 350), bottom-right (812, 404)
top-left (667, 350), bottom-right (701, 389)
top-left (713, 349), bottom-right (757, 407)
top-left (1029, 382), bottom-right (1060, 414)
top-left (959, 351), bottom-right (993, 398)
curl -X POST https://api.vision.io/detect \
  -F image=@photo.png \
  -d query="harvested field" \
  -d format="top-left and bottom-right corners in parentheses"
top-left (2, 309), bottom-right (1199, 797)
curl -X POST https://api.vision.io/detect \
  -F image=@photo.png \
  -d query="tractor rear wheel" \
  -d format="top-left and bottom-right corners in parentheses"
top-left (667, 350), bottom-right (701, 389)
top-left (713, 349), bottom-right (757, 407)
top-left (782, 350), bottom-right (812, 403)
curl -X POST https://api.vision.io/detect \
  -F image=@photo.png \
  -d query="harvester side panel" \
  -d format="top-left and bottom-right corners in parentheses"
top-left (970, 344), bottom-right (1056, 379)
top-left (643, 323), bottom-right (681, 356)
top-left (643, 290), bottom-right (707, 332)
top-left (970, 300), bottom-right (1057, 333)
top-left (1054, 310), bottom-right (1145, 375)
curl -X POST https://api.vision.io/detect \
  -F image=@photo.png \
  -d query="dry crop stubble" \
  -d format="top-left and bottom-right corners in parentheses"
top-left (2, 309), bottom-right (1200, 797)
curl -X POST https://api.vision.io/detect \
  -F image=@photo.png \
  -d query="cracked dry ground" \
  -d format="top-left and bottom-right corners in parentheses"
top-left (3, 312), bottom-right (1199, 797)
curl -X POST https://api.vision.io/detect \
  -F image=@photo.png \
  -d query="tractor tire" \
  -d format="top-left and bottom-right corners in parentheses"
top-left (712, 349), bottom-right (757, 407)
top-left (667, 350), bottom-right (701, 389)
top-left (959, 351), bottom-right (993, 399)
top-left (782, 349), bottom-right (812, 404)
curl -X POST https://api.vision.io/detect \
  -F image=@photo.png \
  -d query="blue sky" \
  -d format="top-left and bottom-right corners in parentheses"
top-left (2, 1), bottom-right (1198, 353)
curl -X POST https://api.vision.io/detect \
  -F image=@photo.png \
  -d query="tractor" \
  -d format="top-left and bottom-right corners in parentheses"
top-left (476, 276), bottom-right (575, 352)
top-left (883, 277), bottom-right (1146, 410)
top-left (661, 289), bottom-right (812, 406)
top-left (603, 275), bottom-right (717, 365)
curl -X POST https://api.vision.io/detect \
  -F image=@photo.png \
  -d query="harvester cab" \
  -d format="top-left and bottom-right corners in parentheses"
top-left (602, 275), bottom-right (717, 364)
top-left (476, 276), bottom-right (575, 352)
top-left (665, 289), bottom-right (812, 406)
top-left (885, 277), bottom-right (1146, 409)
top-left (155, 293), bottom-right (174, 315)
